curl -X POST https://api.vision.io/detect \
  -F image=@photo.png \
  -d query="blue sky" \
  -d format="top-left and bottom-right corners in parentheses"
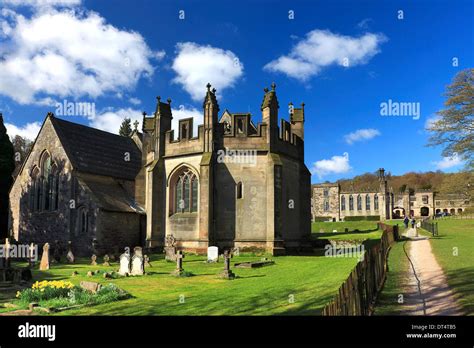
top-left (0, 0), bottom-right (472, 183)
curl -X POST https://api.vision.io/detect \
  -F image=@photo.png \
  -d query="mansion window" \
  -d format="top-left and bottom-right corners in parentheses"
top-left (29, 151), bottom-right (59, 212)
top-left (374, 194), bottom-right (379, 210)
top-left (341, 196), bottom-right (346, 211)
top-left (323, 189), bottom-right (329, 197)
top-left (366, 195), bottom-right (371, 210)
top-left (422, 195), bottom-right (429, 204)
top-left (357, 195), bottom-right (362, 211)
top-left (172, 168), bottom-right (198, 214)
top-left (349, 195), bottom-right (354, 211)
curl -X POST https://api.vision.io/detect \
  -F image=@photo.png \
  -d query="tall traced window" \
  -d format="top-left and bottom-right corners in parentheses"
top-left (374, 194), bottom-right (379, 210)
top-left (366, 195), bottom-right (371, 210)
top-left (349, 195), bottom-right (354, 211)
top-left (173, 168), bottom-right (198, 214)
top-left (341, 195), bottom-right (346, 211)
top-left (76, 207), bottom-right (89, 236)
top-left (30, 152), bottom-right (60, 212)
top-left (357, 195), bottom-right (362, 211)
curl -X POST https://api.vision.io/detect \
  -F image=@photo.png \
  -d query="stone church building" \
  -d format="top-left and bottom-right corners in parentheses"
top-left (9, 83), bottom-right (312, 255)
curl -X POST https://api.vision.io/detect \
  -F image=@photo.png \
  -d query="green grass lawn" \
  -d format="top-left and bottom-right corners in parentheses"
top-left (3, 253), bottom-right (361, 316)
top-left (374, 239), bottom-right (410, 315)
top-left (422, 219), bottom-right (474, 315)
top-left (312, 221), bottom-right (382, 245)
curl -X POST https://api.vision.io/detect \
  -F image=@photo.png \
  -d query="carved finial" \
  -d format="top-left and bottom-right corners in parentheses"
top-left (133, 120), bottom-right (139, 131)
top-left (167, 98), bottom-right (172, 104)
top-left (263, 87), bottom-right (269, 93)
top-left (212, 88), bottom-right (216, 94)
top-left (301, 102), bottom-right (305, 108)
top-left (157, 96), bottom-right (161, 102)
top-left (288, 102), bottom-right (293, 106)
top-left (271, 82), bottom-right (276, 91)
top-left (142, 111), bottom-right (147, 117)
top-left (47, 112), bottom-right (54, 118)
top-left (206, 83), bottom-right (212, 91)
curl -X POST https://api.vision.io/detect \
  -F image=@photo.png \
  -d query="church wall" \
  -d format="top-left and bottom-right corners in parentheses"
top-left (96, 211), bottom-right (141, 255)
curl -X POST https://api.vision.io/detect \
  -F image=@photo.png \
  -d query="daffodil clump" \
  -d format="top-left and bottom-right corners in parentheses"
top-left (16, 280), bottom-right (76, 303)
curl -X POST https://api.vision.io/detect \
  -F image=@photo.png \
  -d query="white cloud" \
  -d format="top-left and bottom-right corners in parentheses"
top-left (171, 106), bottom-right (202, 137)
top-left (432, 153), bottom-right (463, 170)
top-left (90, 108), bottom-right (143, 134)
top-left (129, 97), bottom-right (141, 106)
top-left (425, 115), bottom-right (441, 130)
top-left (172, 42), bottom-right (244, 101)
top-left (311, 152), bottom-right (352, 178)
top-left (0, 0), bottom-right (81, 9)
top-left (344, 128), bottom-right (381, 145)
top-left (264, 29), bottom-right (387, 81)
top-left (5, 121), bottom-right (42, 141)
top-left (0, 8), bottom-right (163, 104)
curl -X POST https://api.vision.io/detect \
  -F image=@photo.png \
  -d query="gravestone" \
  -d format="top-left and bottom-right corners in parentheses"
top-left (103, 254), bottom-right (110, 267)
top-left (173, 251), bottom-right (185, 276)
top-left (80, 281), bottom-right (101, 293)
top-left (131, 247), bottom-right (144, 276)
top-left (66, 242), bottom-right (74, 264)
top-left (118, 249), bottom-right (131, 276)
top-left (90, 254), bottom-right (97, 266)
top-left (207, 246), bottom-right (219, 263)
top-left (221, 250), bottom-right (235, 280)
top-left (28, 243), bottom-right (37, 267)
top-left (144, 255), bottom-right (151, 268)
top-left (91, 238), bottom-right (98, 255)
top-left (164, 235), bottom-right (177, 262)
top-left (39, 243), bottom-right (50, 271)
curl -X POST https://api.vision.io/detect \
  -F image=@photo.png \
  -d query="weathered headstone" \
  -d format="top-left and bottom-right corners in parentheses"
top-left (80, 281), bottom-right (101, 293)
top-left (66, 241), bottom-right (74, 263)
top-left (90, 254), bottom-right (97, 266)
top-left (207, 246), bottom-right (219, 263)
top-left (221, 250), bottom-right (235, 280)
top-left (164, 235), bottom-right (177, 261)
top-left (173, 250), bottom-right (185, 276)
top-left (131, 247), bottom-right (144, 276)
top-left (144, 255), bottom-right (151, 268)
top-left (118, 249), bottom-right (131, 276)
top-left (39, 243), bottom-right (50, 271)
top-left (103, 254), bottom-right (110, 267)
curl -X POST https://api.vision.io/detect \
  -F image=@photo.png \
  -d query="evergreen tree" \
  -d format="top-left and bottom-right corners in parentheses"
top-left (0, 113), bottom-right (15, 239)
top-left (119, 118), bottom-right (132, 137)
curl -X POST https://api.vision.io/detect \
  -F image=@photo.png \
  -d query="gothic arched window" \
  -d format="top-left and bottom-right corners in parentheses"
top-left (349, 195), bottom-right (354, 211)
top-left (357, 195), bottom-right (362, 211)
top-left (38, 151), bottom-right (59, 211)
top-left (366, 195), bottom-right (371, 210)
top-left (172, 168), bottom-right (198, 214)
top-left (374, 194), bottom-right (379, 210)
top-left (76, 207), bottom-right (89, 236)
top-left (341, 195), bottom-right (346, 211)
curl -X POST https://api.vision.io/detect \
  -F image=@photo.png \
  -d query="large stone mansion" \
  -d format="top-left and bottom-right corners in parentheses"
top-left (312, 168), bottom-right (470, 221)
top-left (8, 83), bottom-right (312, 256)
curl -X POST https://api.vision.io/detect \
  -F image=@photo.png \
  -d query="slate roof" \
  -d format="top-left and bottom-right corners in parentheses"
top-left (50, 116), bottom-right (141, 181)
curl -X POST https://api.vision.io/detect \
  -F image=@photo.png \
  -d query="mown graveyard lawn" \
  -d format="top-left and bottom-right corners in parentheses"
top-left (422, 219), bottom-right (474, 315)
top-left (5, 254), bottom-right (360, 316)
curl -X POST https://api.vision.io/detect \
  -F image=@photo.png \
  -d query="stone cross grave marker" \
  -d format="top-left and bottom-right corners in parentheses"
top-left (39, 243), bottom-right (50, 271)
top-left (118, 249), bottom-right (131, 276)
top-left (131, 247), bottom-right (144, 276)
top-left (173, 250), bottom-right (185, 276)
top-left (91, 254), bottom-right (97, 266)
top-left (207, 246), bottom-right (219, 263)
top-left (221, 250), bottom-right (235, 280)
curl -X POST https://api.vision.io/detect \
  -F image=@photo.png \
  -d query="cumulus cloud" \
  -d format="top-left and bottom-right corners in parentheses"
top-left (0, 8), bottom-right (163, 104)
top-left (5, 121), bottom-right (42, 141)
top-left (172, 42), bottom-right (244, 101)
top-left (129, 97), bottom-right (141, 106)
top-left (311, 152), bottom-right (352, 179)
top-left (432, 153), bottom-right (463, 170)
top-left (344, 128), bottom-right (381, 145)
top-left (0, 0), bottom-right (81, 9)
top-left (89, 108), bottom-right (143, 134)
top-left (264, 29), bottom-right (387, 81)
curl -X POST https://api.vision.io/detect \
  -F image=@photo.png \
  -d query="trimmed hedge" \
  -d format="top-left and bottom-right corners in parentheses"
top-left (344, 215), bottom-right (380, 221)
